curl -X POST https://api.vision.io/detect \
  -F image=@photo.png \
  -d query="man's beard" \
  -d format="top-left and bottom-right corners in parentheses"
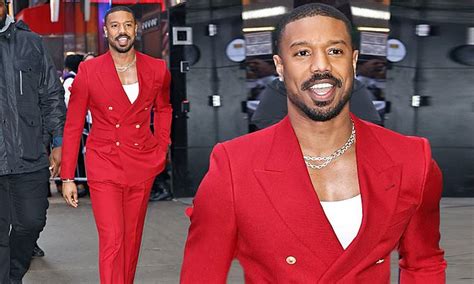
top-left (288, 72), bottom-right (353, 122)
top-left (108, 34), bottom-right (135, 53)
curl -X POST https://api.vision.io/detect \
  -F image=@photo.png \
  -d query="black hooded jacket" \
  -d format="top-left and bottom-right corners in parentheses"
top-left (0, 18), bottom-right (66, 175)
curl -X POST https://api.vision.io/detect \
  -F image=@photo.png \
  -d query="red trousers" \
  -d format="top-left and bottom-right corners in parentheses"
top-left (89, 177), bottom-right (154, 284)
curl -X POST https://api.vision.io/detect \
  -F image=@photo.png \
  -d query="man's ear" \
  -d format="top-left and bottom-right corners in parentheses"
top-left (273, 55), bottom-right (284, 81)
top-left (352, 49), bottom-right (359, 76)
top-left (103, 26), bottom-right (108, 38)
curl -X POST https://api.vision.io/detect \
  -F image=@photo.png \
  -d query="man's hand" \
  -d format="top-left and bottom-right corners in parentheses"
top-left (49, 147), bottom-right (62, 177)
top-left (62, 182), bottom-right (79, 208)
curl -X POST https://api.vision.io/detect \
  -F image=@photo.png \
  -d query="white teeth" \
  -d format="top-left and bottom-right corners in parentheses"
top-left (310, 83), bottom-right (333, 89)
top-left (310, 83), bottom-right (334, 96)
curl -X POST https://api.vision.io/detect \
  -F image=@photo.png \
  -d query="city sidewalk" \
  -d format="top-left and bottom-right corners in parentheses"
top-left (24, 192), bottom-right (473, 283)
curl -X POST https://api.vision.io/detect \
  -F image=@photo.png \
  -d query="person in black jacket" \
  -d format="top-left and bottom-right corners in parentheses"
top-left (0, 1), bottom-right (66, 283)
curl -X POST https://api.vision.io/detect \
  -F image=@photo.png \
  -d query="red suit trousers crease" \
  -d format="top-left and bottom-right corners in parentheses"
top-left (89, 178), bottom-right (154, 284)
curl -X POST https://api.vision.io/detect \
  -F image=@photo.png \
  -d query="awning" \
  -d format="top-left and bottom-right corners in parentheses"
top-left (15, 0), bottom-right (164, 35)
top-left (16, 3), bottom-right (65, 35)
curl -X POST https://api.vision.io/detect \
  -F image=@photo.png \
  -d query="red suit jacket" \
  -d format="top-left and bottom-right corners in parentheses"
top-left (181, 115), bottom-right (446, 283)
top-left (61, 51), bottom-right (172, 185)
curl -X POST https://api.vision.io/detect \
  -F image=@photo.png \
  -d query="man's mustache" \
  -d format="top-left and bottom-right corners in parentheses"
top-left (301, 72), bottom-right (342, 91)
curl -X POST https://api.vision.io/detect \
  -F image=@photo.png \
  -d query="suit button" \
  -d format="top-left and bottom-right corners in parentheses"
top-left (135, 124), bottom-right (140, 129)
top-left (375, 258), bottom-right (385, 264)
top-left (108, 106), bottom-right (113, 111)
top-left (115, 124), bottom-right (120, 128)
top-left (286, 256), bottom-right (296, 265)
top-left (144, 107), bottom-right (148, 111)
top-left (116, 141), bottom-right (120, 146)
top-left (134, 143), bottom-right (139, 146)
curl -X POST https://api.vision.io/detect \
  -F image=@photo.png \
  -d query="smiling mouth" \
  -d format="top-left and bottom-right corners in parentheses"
top-left (310, 82), bottom-right (335, 96)
top-left (116, 36), bottom-right (130, 45)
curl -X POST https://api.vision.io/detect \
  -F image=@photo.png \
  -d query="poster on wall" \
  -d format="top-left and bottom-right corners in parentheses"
top-left (245, 32), bottom-right (273, 56)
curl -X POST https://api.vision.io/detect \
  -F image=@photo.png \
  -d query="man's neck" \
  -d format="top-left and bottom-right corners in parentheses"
top-left (289, 106), bottom-right (353, 157)
top-left (110, 48), bottom-right (136, 65)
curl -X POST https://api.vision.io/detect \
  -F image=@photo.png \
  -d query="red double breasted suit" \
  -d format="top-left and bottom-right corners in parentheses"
top-left (61, 51), bottom-right (172, 284)
top-left (181, 115), bottom-right (446, 283)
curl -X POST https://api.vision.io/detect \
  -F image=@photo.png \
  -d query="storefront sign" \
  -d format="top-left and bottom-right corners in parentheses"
top-left (245, 32), bottom-right (273, 56)
top-left (360, 32), bottom-right (387, 57)
top-left (142, 17), bottom-right (160, 31)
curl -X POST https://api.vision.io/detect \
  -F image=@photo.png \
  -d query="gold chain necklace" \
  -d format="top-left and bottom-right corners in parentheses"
top-left (303, 121), bottom-right (356, 170)
top-left (115, 56), bottom-right (136, 73)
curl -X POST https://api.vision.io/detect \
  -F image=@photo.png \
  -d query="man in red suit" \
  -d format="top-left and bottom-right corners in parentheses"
top-left (181, 3), bottom-right (446, 283)
top-left (60, 6), bottom-right (172, 284)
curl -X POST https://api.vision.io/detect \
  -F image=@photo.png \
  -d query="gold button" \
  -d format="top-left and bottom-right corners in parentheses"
top-left (115, 124), bottom-right (120, 128)
top-left (115, 141), bottom-right (120, 146)
top-left (286, 256), bottom-right (296, 265)
top-left (375, 259), bottom-right (384, 264)
top-left (108, 106), bottom-right (113, 111)
top-left (135, 124), bottom-right (140, 129)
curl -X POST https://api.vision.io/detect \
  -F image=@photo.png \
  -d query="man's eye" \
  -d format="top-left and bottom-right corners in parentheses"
top-left (295, 50), bottom-right (310, 57)
top-left (328, 48), bottom-right (343, 55)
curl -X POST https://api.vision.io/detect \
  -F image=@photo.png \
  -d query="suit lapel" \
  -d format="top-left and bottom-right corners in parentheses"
top-left (319, 116), bottom-right (402, 281)
top-left (254, 117), bottom-right (344, 268)
top-left (126, 52), bottom-right (153, 112)
top-left (97, 51), bottom-right (133, 108)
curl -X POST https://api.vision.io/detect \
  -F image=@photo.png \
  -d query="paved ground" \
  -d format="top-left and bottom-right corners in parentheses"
top-left (23, 192), bottom-right (473, 284)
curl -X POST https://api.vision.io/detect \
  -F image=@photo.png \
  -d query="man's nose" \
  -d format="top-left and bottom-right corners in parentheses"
top-left (310, 52), bottom-right (331, 73)
top-left (118, 24), bottom-right (126, 33)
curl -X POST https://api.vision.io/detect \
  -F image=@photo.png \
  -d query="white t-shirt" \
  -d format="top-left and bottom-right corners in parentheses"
top-left (320, 194), bottom-right (363, 249)
top-left (123, 82), bottom-right (139, 104)
top-left (62, 74), bottom-right (75, 107)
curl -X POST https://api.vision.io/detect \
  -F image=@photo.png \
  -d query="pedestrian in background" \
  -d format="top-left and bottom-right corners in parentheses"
top-left (83, 52), bottom-right (96, 62)
top-left (0, 0), bottom-right (66, 282)
top-left (62, 53), bottom-right (83, 106)
top-left (60, 6), bottom-right (172, 284)
top-left (56, 53), bottom-right (89, 198)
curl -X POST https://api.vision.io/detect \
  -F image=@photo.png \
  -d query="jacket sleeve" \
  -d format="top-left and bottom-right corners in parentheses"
top-left (153, 62), bottom-right (172, 153)
top-left (180, 144), bottom-right (237, 283)
top-left (398, 139), bottom-right (447, 283)
top-left (39, 41), bottom-right (66, 142)
top-left (60, 63), bottom-right (89, 180)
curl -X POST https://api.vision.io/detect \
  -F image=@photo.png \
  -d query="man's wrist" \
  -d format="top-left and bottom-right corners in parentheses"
top-left (62, 178), bottom-right (74, 183)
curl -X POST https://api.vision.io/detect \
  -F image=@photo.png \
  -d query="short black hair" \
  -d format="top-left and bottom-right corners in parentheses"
top-left (274, 3), bottom-right (354, 55)
top-left (64, 54), bottom-right (83, 73)
top-left (104, 6), bottom-right (136, 25)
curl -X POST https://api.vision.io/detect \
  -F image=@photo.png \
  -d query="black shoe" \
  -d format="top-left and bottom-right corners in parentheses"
top-left (149, 189), bottom-right (172, 202)
top-left (32, 243), bottom-right (45, 258)
top-left (10, 279), bottom-right (23, 284)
